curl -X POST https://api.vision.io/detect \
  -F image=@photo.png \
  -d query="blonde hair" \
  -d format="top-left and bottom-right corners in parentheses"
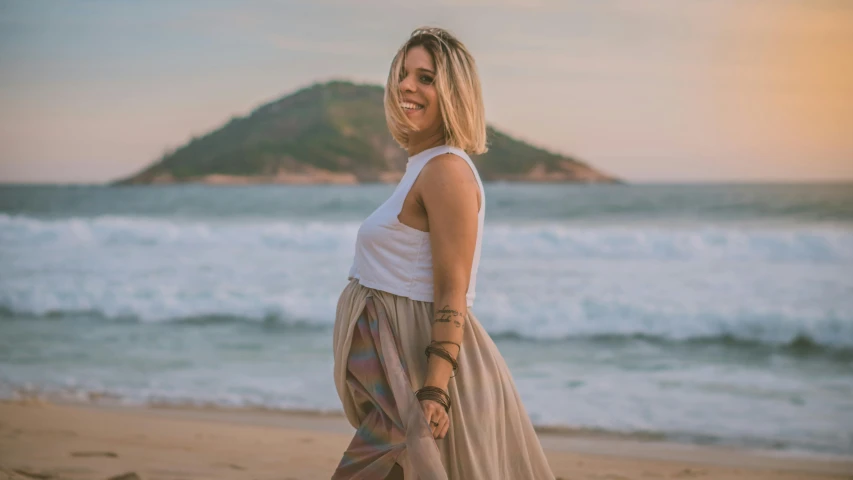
top-left (385, 27), bottom-right (488, 155)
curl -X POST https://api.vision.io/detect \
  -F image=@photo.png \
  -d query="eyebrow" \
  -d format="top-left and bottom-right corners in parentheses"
top-left (404, 67), bottom-right (435, 75)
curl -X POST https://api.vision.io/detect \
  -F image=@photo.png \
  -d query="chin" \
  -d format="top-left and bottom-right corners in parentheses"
top-left (417, 120), bottom-right (440, 132)
top-left (406, 116), bottom-right (439, 134)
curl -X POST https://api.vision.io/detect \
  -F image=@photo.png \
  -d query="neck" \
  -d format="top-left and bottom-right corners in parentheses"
top-left (406, 128), bottom-right (445, 157)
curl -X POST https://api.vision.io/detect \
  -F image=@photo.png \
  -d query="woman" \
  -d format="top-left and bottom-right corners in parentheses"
top-left (332, 27), bottom-right (554, 479)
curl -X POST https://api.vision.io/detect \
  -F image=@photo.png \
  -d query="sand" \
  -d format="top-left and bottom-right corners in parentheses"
top-left (0, 400), bottom-right (850, 480)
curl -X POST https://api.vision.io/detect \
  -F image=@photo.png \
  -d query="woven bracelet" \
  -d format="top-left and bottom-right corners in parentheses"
top-left (416, 386), bottom-right (451, 412)
top-left (431, 340), bottom-right (462, 351)
top-left (425, 344), bottom-right (459, 376)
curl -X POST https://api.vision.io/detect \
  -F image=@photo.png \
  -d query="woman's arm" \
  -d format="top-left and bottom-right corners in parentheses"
top-left (419, 153), bottom-right (481, 391)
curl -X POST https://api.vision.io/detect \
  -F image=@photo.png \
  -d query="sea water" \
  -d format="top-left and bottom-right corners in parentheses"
top-left (1, 183), bottom-right (851, 455)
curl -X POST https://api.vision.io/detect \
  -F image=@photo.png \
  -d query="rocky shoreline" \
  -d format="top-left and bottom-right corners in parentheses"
top-left (118, 162), bottom-right (616, 186)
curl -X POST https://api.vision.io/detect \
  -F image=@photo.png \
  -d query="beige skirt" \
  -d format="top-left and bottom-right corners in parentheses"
top-left (332, 278), bottom-right (555, 479)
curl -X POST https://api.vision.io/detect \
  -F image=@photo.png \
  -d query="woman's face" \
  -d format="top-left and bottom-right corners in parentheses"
top-left (399, 45), bottom-right (442, 134)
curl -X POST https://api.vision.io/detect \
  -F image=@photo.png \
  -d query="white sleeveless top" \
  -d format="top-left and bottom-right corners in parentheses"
top-left (347, 145), bottom-right (486, 307)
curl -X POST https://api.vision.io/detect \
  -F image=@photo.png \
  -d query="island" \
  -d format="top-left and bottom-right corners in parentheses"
top-left (112, 81), bottom-right (619, 185)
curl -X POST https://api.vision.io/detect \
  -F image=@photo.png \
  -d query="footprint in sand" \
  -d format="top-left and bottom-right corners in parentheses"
top-left (9, 468), bottom-right (56, 479)
top-left (673, 468), bottom-right (708, 478)
top-left (106, 473), bottom-right (142, 480)
top-left (70, 451), bottom-right (118, 458)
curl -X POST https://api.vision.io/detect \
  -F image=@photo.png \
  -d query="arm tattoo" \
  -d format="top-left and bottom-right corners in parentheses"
top-left (435, 304), bottom-right (465, 328)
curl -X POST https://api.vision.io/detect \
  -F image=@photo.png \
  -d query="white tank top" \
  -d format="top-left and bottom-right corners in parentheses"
top-left (347, 145), bottom-right (486, 307)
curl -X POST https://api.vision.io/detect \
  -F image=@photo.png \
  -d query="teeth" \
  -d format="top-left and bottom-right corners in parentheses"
top-left (402, 102), bottom-right (423, 110)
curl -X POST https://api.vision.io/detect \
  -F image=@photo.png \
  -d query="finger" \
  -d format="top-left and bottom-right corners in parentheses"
top-left (440, 419), bottom-right (450, 439)
top-left (428, 413), bottom-right (441, 437)
top-left (434, 415), bottom-right (447, 439)
top-left (432, 415), bottom-right (442, 438)
top-left (434, 411), bottom-right (448, 439)
top-left (434, 410), bottom-right (447, 438)
top-left (422, 404), bottom-right (437, 434)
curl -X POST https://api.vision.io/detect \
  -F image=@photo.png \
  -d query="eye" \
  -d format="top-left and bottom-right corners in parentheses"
top-left (419, 75), bottom-right (434, 85)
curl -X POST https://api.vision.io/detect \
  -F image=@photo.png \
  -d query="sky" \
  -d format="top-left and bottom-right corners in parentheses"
top-left (0, 0), bottom-right (851, 184)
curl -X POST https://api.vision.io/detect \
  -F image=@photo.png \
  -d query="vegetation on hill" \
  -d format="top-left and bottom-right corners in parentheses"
top-left (113, 81), bottom-right (619, 185)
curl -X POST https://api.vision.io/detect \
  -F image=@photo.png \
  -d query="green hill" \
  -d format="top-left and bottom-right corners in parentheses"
top-left (113, 81), bottom-right (619, 185)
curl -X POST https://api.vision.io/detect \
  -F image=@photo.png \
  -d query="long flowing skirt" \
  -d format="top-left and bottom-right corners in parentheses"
top-left (332, 279), bottom-right (555, 479)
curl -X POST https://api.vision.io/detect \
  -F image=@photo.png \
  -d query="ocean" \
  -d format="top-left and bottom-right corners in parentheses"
top-left (1, 182), bottom-right (851, 456)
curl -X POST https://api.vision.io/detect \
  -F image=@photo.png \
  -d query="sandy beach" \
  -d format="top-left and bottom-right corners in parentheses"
top-left (1, 400), bottom-right (850, 480)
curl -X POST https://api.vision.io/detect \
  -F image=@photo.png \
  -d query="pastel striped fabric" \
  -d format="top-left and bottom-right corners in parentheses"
top-left (333, 297), bottom-right (407, 478)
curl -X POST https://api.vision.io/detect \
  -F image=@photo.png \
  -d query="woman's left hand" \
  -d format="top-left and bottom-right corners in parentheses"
top-left (420, 398), bottom-right (450, 439)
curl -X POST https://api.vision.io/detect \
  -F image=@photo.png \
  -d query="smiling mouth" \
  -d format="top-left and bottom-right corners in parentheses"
top-left (401, 101), bottom-right (424, 111)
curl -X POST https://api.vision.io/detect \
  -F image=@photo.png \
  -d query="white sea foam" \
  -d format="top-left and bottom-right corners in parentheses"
top-left (2, 214), bottom-right (851, 347)
top-left (2, 214), bottom-right (851, 260)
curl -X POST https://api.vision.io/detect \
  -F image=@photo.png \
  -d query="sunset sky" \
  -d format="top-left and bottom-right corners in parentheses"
top-left (1, 0), bottom-right (851, 183)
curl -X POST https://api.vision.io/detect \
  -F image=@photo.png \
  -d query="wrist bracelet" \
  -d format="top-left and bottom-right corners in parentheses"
top-left (425, 343), bottom-right (459, 377)
top-left (416, 386), bottom-right (451, 412)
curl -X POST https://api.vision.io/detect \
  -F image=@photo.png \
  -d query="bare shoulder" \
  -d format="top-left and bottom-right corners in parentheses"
top-left (418, 153), bottom-right (481, 211)
top-left (419, 153), bottom-right (478, 190)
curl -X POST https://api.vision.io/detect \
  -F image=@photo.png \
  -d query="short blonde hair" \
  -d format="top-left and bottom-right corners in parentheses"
top-left (385, 27), bottom-right (488, 155)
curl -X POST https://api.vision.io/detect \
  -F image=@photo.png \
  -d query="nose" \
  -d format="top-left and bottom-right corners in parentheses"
top-left (399, 73), bottom-right (416, 93)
